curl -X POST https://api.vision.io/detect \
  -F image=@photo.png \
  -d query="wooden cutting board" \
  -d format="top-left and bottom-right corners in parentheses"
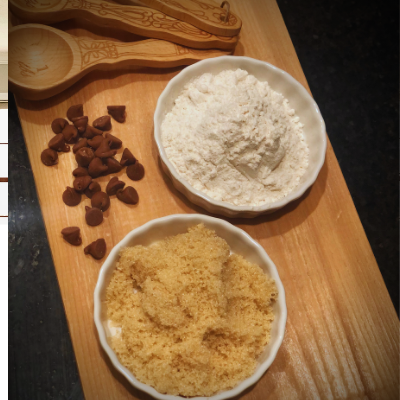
top-left (13, 0), bottom-right (399, 399)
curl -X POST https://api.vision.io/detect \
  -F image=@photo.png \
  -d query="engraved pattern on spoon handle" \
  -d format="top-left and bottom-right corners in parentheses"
top-left (140, 0), bottom-right (238, 26)
top-left (63, 0), bottom-right (235, 43)
top-left (76, 39), bottom-right (120, 69)
top-left (74, 38), bottom-right (219, 70)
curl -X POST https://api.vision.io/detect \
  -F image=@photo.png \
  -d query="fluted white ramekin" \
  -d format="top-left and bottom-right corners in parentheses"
top-left (154, 56), bottom-right (326, 218)
top-left (94, 214), bottom-right (287, 400)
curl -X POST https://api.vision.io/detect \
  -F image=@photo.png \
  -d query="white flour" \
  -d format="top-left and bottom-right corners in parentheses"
top-left (161, 69), bottom-right (309, 206)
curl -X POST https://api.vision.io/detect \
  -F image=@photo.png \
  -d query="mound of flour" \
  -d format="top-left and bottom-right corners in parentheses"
top-left (161, 69), bottom-right (309, 206)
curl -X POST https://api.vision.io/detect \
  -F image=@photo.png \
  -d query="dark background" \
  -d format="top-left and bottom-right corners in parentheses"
top-left (9, 0), bottom-right (399, 398)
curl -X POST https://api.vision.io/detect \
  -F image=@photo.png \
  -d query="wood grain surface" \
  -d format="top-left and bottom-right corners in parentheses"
top-left (13, 0), bottom-right (399, 399)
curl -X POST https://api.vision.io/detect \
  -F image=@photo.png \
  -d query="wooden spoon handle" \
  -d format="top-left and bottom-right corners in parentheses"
top-left (112, 0), bottom-right (242, 37)
top-left (75, 37), bottom-right (231, 71)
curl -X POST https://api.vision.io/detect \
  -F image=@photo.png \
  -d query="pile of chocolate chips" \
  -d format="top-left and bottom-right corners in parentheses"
top-left (42, 104), bottom-right (145, 260)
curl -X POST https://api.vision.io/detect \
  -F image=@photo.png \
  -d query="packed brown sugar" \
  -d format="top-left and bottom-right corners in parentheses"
top-left (106, 224), bottom-right (278, 397)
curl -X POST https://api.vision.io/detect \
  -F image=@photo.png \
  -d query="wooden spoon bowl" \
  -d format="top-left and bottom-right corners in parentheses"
top-left (10, 25), bottom-right (74, 88)
top-left (9, 24), bottom-right (231, 100)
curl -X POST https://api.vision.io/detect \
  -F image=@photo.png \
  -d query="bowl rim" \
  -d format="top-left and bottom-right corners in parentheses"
top-left (154, 55), bottom-right (327, 214)
top-left (94, 213), bottom-right (287, 400)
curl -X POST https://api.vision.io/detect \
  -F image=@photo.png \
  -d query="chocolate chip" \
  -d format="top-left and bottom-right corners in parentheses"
top-left (95, 140), bottom-right (117, 159)
top-left (41, 148), bottom-right (58, 166)
top-left (91, 191), bottom-right (110, 212)
top-left (120, 148), bottom-right (136, 167)
top-left (105, 133), bottom-right (122, 149)
top-left (84, 181), bottom-right (101, 198)
top-left (75, 147), bottom-right (95, 167)
top-left (51, 118), bottom-right (69, 134)
top-left (82, 125), bottom-right (103, 139)
top-left (107, 105), bottom-right (126, 123)
top-left (72, 167), bottom-right (89, 177)
top-left (48, 133), bottom-right (70, 152)
top-left (127, 162), bottom-right (145, 181)
top-left (62, 125), bottom-right (79, 144)
top-left (87, 136), bottom-right (104, 149)
top-left (116, 186), bottom-right (139, 205)
top-left (72, 116), bottom-right (88, 134)
top-left (106, 177), bottom-right (125, 196)
top-left (61, 226), bottom-right (82, 246)
top-left (93, 115), bottom-right (112, 131)
top-left (85, 206), bottom-right (103, 226)
top-left (73, 139), bottom-right (88, 154)
top-left (67, 104), bottom-right (83, 121)
top-left (88, 157), bottom-right (108, 178)
top-left (73, 175), bottom-right (92, 192)
top-left (84, 238), bottom-right (106, 260)
top-left (106, 158), bottom-right (122, 174)
top-left (62, 186), bottom-right (81, 206)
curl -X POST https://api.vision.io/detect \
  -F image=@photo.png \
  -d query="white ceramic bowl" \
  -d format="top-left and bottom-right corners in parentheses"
top-left (94, 214), bottom-right (287, 400)
top-left (154, 56), bottom-right (327, 218)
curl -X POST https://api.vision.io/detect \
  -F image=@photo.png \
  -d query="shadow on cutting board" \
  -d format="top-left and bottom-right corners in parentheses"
top-left (14, 63), bottom-right (185, 113)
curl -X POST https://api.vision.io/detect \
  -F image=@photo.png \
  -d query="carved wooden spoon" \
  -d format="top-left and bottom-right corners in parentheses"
top-left (9, 0), bottom-right (238, 50)
top-left (9, 24), bottom-right (231, 101)
top-left (113, 0), bottom-right (242, 37)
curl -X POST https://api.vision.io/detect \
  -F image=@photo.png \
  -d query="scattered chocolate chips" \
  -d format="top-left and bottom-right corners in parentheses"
top-left (105, 133), bottom-right (122, 149)
top-left (72, 167), bottom-right (89, 177)
top-left (87, 136), bottom-right (104, 149)
top-left (45, 105), bottom-right (148, 260)
top-left (72, 116), bottom-right (88, 134)
top-left (73, 139), bottom-right (88, 154)
top-left (91, 191), bottom-right (110, 212)
top-left (106, 177), bottom-right (125, 196)
top-left (116, 186), bottom-right (139, 205)
top-left (107, 105), bottom-right (126, 123)
top-left (120, 148), bottom-right (136, 167)
top-left (84, 181), bottom-right (101, 198)
top-left (106, 158), bottom-right (122, 174)
top-left (95, 139), bottom-right (117, 159)
top-left (93, 115), bottom-right (112, 131)
top-left (62, 125), bottom-right (79, 144)
top-left (85, 206), bottom-right (103, 226)
top-left (82, 125), bottom-right (103, 139)
top-left (62, 186), bottom-right (81, 206)
top-left (51, 118), bottom-right (69, 134)
top-left (127, 162), bottom-right (145, 181)
top-left (48, 133), bottom-right (70, 152)
top-left (41, 148), bottom-right (58, 166)
top-left (61, 226), bottom-right (82, 246)
top-left (73, 175), bottom-right (92, 192)
top-left (84, 238), bottom-right (106, 260)
top-left (67, 104), bottom-right (83, 121)
top-left (75, 147), bottom-right (95, 167)
top-left (88, 157), bottom-right (108, 178)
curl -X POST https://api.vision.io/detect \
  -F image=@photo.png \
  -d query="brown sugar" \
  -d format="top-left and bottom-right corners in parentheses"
top-left (106, 224), bottom-right (278, 397)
